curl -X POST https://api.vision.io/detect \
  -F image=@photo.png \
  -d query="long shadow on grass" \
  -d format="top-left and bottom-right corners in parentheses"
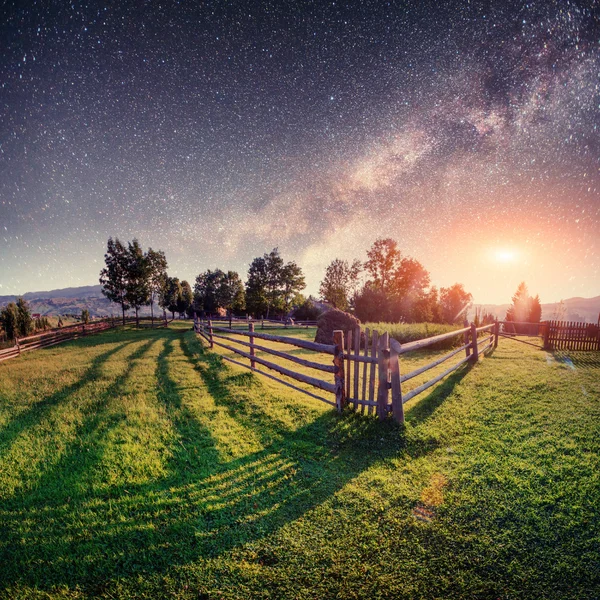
top-left (0, 330), bottom-right (425, 594)
top-left (0, 338), bottom-right (161, 589)
top-left (0, 340), bottom-right (133, 457)
top-left (405, 362), bottom-right (474, 425)
top-left (10, 338), bottom-right (158, 501)
top-left (553, 350), bottom-right (600, 369)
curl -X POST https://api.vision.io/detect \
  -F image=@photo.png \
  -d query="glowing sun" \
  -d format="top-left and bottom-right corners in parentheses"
top-left (493, 248), bottom-right (518, 263)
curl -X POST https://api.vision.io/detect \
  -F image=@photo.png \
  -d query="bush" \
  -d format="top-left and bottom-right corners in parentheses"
top-left (315, 308), bottom-right (360, 345)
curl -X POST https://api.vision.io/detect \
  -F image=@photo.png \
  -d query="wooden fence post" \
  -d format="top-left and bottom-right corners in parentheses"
top-left (333, 330), bottom-right (346, 412)
top-left (543, 320), bottom-right (550, 350)
top-left (15, 336), bottom-right (20, 355)
top-left (389, 338), bottom-right (404, 423)
top-left (208, 319), bottom-right (214, 349)
top-left (470, 323), bottom-right (479, 362)
top-left (249, 322), bottom-right (256, 369)
top-left (463, 319), bottom-right (471, 358)
top-left (494, 318), bottom-right (499, 348)
top-left (377, 332), bottom-right (390, 420)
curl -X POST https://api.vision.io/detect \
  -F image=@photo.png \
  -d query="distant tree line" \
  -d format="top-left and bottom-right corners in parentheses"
top-left (98, 236), bottom-right (543, 328)
top-left (193, 248), bottom-right (305, 319)
top-left (99, 237), bottom-right (195, 325)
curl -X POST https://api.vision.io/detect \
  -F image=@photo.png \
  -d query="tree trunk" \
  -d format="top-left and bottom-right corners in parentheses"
top-left (122, 304), bottom-right (126, 326)
top-left (150, 299), bottom-right (154, 325)
top-left (135, 307), bottom-right (139, 328)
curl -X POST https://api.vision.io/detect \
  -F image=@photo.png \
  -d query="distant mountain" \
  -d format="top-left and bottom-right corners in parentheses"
top-left (2, 284), bottom-right (599, 322)
top-left (0, 284), bottom-right (154, 317)
top-left (472, 295), bottom-right (600, 323)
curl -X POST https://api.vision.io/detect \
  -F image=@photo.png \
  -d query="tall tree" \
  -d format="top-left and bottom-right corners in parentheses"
top-left (354, 284), bottom-right (391, 322)
top-left (319, 258), bottom-right (361, 310)
top-left (216, 271), bottom-right (246, 316)
top-left (529, 294), bottom-right (542, 323)
top-left (0, 302), bottom-right (19, 340)
top-left (178, 280), bottom-right (193, 318)
top-left (245, 248), bottom-right (305, 318)
top-left (194, 269), bottom-right (225, 315)
top-left (505, 282), bottom-right (531, 324)
top-left (506, 283), bottom-right (542, 334)
top-left (16, 297), bottom-right (33, 337)
top-left (364, 238), bottom-right (401, 292)
top-left (439, 284), bottom-right (473, 324)
top-left (264, 248), bottom-right (285, 317)
top-left (390, 257), bottom-right (432, 322)
top-left (281, 261), bottom-right (305, 313)
top-left (161, 277), bottom-right (182, 320)
top-left (125, 239), bottom-right (151, 327)
top-left (245, 257), bottom-right (269, 317)
top-left (99, 237), bottom-right (130, 324)
top-left (146, 248), bottom-right (168, 324)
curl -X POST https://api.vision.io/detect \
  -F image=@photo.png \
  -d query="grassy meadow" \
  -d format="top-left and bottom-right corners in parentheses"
top-left (0, 322), bottom-right (599, 599)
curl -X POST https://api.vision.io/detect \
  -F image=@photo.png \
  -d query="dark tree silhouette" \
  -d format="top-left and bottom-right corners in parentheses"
top-left (99, 237), bottom-right (131, 325)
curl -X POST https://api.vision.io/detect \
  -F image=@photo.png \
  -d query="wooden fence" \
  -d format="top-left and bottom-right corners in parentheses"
top-left (199, 315), bottom-right (317, 329)
top-left (498, 319), bottom-right (600, 351)
top-left (0, 319), bottom-right (118, 363)
top-left (194, 317), bottom-right (496, 423)
top-left (544, 320), bottom-right (600, 351)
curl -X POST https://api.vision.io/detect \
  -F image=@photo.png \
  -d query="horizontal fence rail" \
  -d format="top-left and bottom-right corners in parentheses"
top-left (194, 317), bottom-right (498, 423)
top-left (195, 319), bottom-right (336, 406)
top-left (0, 316), bottom-right (155, 363)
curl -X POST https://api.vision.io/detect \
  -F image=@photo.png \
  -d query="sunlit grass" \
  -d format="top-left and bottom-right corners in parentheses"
top-left (0, 323), bottom-right (598, 599)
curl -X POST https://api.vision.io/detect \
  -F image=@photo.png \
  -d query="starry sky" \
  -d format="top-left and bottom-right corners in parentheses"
top-left (1, 0), bottom-right (599, 304)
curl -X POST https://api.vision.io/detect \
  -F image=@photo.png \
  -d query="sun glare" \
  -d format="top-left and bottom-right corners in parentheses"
top-left (493, 248), bottom-right (517, 263)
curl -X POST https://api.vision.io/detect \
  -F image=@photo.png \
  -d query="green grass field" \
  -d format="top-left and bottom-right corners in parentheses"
top-left (0, 323), bottom-right (599, 599)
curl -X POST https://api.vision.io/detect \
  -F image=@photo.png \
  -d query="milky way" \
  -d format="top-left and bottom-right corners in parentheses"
top-left (1, 0), bottom-right (599, 303)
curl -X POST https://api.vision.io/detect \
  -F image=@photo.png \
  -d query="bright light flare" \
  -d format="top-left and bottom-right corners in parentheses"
top-left (493, 248), bottom-right (518, 264)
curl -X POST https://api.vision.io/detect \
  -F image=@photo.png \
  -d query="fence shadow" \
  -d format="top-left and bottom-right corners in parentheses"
top-left (0, 328), bottom-right (430, 594)
top-left (0, 341), bottom-right (133, 457)
top-left (553, 350), bottom-right (600, 369)
top-left (404, 361), bottom-right (474, 425)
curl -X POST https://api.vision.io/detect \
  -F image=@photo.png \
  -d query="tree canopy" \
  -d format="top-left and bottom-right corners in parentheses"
top-left (245, 248), bottom-right (305, 318)
top-left (355, 238), bottom-right (439, 323)
top-left (319, 258), bottom-right (361, 310)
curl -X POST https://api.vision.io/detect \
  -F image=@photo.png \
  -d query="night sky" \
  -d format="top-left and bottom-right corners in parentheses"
top-left (1, 0), bottom-right (599, 304)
